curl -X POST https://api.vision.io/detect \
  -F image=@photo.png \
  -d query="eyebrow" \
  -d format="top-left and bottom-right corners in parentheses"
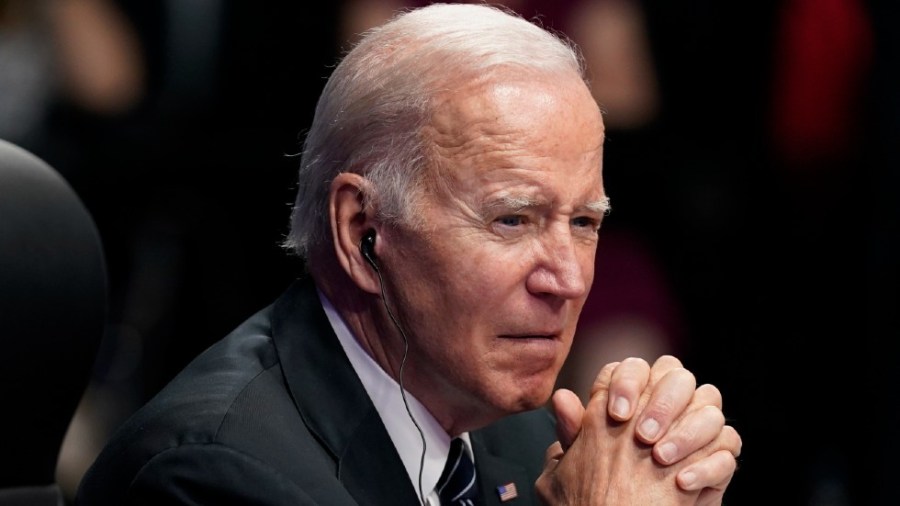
top-left (585, 196), bottom-right (611, 215)
top-left (494, 194), bottom-right (538, 211)
top-left (485, 194), bottom-right (612, 214)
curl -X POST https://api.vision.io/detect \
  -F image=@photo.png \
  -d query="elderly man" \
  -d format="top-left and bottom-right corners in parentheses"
top-left (76, 4), bottom-right (740, 505)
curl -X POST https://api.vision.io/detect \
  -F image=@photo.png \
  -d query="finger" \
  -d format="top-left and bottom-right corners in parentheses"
top-left (603, 357), bottom-right (649, 421)
top-left (696, 484), bottom-right (731, 506)
top-left (551, 388), bottom-right (585, 451)
top-left (648, 354), bottom-right (684, 386)
top-left (725, 424), bottom-right (742, 458)
top-left (676, 448), bottom-right (737, 493)
top-left (690, 383), bottom-right (723, 411)
top-left (535, 442), bottom-right (564, 504)
top-left (589, 361), bottom-right (620, 397)
top-left (543, 441), bottom-right (564, 472)
top-left (635, 366), bottom-right (696, 443)
top-left (650, 383), bottom-right (730, 464)
top-left (652, 405), bottom-right (725, 465)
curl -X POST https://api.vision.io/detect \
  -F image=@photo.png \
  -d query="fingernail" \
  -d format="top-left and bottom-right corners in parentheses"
top-left (679, 470), bottom-right (697, 490)
top-left (657, 442), bottom-right (677, 464)
top-left (639, 417), bottom-right (659, 440)
top-left (612, 396), bottom-right (629, 418)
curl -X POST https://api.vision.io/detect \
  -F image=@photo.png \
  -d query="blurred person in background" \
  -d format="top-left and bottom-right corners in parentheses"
top-left (0, 0), bottom-right (144, 159)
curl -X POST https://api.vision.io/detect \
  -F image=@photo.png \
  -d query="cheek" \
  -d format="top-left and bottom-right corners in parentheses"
top-left (571, 250), bottom-right (596, 310)
top-left (414, 261), bottom-right (522, 354)
top-left (447, 247), bottom-right (528, 307)
top-left (581, 254), bottom-right (596, 291)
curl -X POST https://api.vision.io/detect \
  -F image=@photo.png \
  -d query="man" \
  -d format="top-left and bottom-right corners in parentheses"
top-left (76, 4), bottom-right (740, 505)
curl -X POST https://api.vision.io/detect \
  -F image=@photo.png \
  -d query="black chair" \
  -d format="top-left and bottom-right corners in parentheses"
top-left (0, 139), bottom-right (107, 505)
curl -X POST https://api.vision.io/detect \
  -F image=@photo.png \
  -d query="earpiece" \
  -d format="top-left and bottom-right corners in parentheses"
top-left (360, 229), bottom-right (379, 272)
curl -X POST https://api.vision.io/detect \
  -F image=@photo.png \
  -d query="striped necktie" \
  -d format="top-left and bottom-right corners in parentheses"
top-left (436, 438), bottom-right (478, 506)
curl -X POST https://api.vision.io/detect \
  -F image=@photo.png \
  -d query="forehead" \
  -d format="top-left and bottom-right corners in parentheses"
top-left (423, 70), bottom-right (605, 203)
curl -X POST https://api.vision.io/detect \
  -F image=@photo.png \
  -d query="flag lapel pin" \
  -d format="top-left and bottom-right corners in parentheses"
top-left (496, 482), bottom-right (518, 502)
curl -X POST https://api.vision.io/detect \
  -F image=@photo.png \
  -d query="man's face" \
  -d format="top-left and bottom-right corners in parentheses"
top-left (380, 70), bottom-right (606, 432)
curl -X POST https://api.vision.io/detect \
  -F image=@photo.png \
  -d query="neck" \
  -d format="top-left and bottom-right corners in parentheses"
top-left (311, 253), bottom-right (506, 435)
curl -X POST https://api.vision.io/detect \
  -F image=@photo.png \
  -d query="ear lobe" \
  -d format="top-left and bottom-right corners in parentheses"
top-left (329, 173), bottom-right (380, 294)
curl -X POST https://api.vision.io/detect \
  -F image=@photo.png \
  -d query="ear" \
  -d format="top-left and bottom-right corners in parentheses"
top-left (329, 172), bottom-right (380, 294)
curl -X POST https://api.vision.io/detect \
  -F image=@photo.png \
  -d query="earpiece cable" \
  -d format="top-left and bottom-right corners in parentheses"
top-left (375, 268), bottom-right (427, 505)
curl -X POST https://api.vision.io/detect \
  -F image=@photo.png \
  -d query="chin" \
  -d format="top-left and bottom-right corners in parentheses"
top-left (460, 384), bottom-right (553, 433)
top-left (500, 376), bottom-right (557, 413)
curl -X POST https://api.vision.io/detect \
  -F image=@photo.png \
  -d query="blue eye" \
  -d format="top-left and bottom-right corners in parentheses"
top-left (496, 215), bottom-right (524, 227)
top-left (572, 216), bottom-right (600, 234)
top-left (572, 216), bottom-right (593, 228)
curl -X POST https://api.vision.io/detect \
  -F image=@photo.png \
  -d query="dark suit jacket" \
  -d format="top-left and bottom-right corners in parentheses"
top-left (75, 279), bottom-right (557, 505)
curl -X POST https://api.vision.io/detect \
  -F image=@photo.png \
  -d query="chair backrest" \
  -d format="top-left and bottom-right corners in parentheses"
top-left (0, 139), bottom-right (107, 505)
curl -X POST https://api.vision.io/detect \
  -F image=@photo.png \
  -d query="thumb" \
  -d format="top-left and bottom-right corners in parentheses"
top-left (551, 388), bottom-right (584, 451)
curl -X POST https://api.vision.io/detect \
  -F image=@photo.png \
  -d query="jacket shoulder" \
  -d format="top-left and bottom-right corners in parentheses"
top-left (76, 305), bottom-right (334, 504)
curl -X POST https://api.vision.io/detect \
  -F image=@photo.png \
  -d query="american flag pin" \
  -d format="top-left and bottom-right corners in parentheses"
top-left (496, 482), bottom-right (518, 502)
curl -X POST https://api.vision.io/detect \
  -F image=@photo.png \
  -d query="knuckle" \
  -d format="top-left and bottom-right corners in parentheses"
top-left (647, 393), bottom-right (677, 420)
top-left (696, 383), bottom-right (723, 405)
top-left (701, 404), bottom-right (726, 426)
top-left (723, 425), bottom-right (742, 456)
top-left (653, 354), bottom-right (683, 369)
top-left (590, 361), bottom-right (619, 396)
top-left (622, 356), bottom-right (650, 369)
top-left (670, 367), bottom-right (696, 388)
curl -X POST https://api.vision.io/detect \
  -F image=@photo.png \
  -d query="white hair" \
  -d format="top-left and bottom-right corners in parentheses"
top-left (283, 2), bottom-right (585, 260)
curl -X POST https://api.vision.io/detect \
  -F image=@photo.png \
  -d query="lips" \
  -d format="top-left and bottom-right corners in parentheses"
top-left (495, 333), bottom-right (563, 367)
top-left (498, 333), bottom-right (561, 340)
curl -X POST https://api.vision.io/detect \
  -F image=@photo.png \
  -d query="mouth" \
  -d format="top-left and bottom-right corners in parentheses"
top-left (496, 333), bottom-right (564, 368)
top-left (498, 333), bottom-right (560, 340)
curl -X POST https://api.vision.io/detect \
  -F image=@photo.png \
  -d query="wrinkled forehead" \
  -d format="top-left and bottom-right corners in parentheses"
top-left (420, 69), bottom-right (604, 188)
top-left (430, 69), bottom-right (595, 136)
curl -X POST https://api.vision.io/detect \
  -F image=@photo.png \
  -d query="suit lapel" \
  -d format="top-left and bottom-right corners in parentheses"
top-left (271, 279), bottom-right (421, 505)
top-left (471, 432), bottom-right (536, 506)
top-left (470, 409), bottom-right (557, 505)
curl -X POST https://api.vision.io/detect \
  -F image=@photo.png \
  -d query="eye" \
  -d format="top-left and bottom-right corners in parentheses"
top-left (572, 216), bottom-right (599, 231)
top-left (495, 215), bottom-right (526, 227)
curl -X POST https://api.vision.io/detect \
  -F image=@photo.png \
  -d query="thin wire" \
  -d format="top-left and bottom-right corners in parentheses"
top-left (375, 268), bottom-right (427, 505)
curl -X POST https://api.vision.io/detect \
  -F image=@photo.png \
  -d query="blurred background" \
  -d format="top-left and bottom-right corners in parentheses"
top-left (1, 0), bottom-right (896, 504)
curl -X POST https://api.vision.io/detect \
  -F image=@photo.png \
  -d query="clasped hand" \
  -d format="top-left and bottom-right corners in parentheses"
top-left (536, 355), bottom-right (742, 505)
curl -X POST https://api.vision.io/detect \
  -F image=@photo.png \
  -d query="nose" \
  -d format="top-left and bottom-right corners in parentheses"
top-left (525, 224), bottom-right (590, 300)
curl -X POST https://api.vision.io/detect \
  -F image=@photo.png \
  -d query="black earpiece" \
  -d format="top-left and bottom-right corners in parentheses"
top-left (360, 229), bottom-right (379, 272)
